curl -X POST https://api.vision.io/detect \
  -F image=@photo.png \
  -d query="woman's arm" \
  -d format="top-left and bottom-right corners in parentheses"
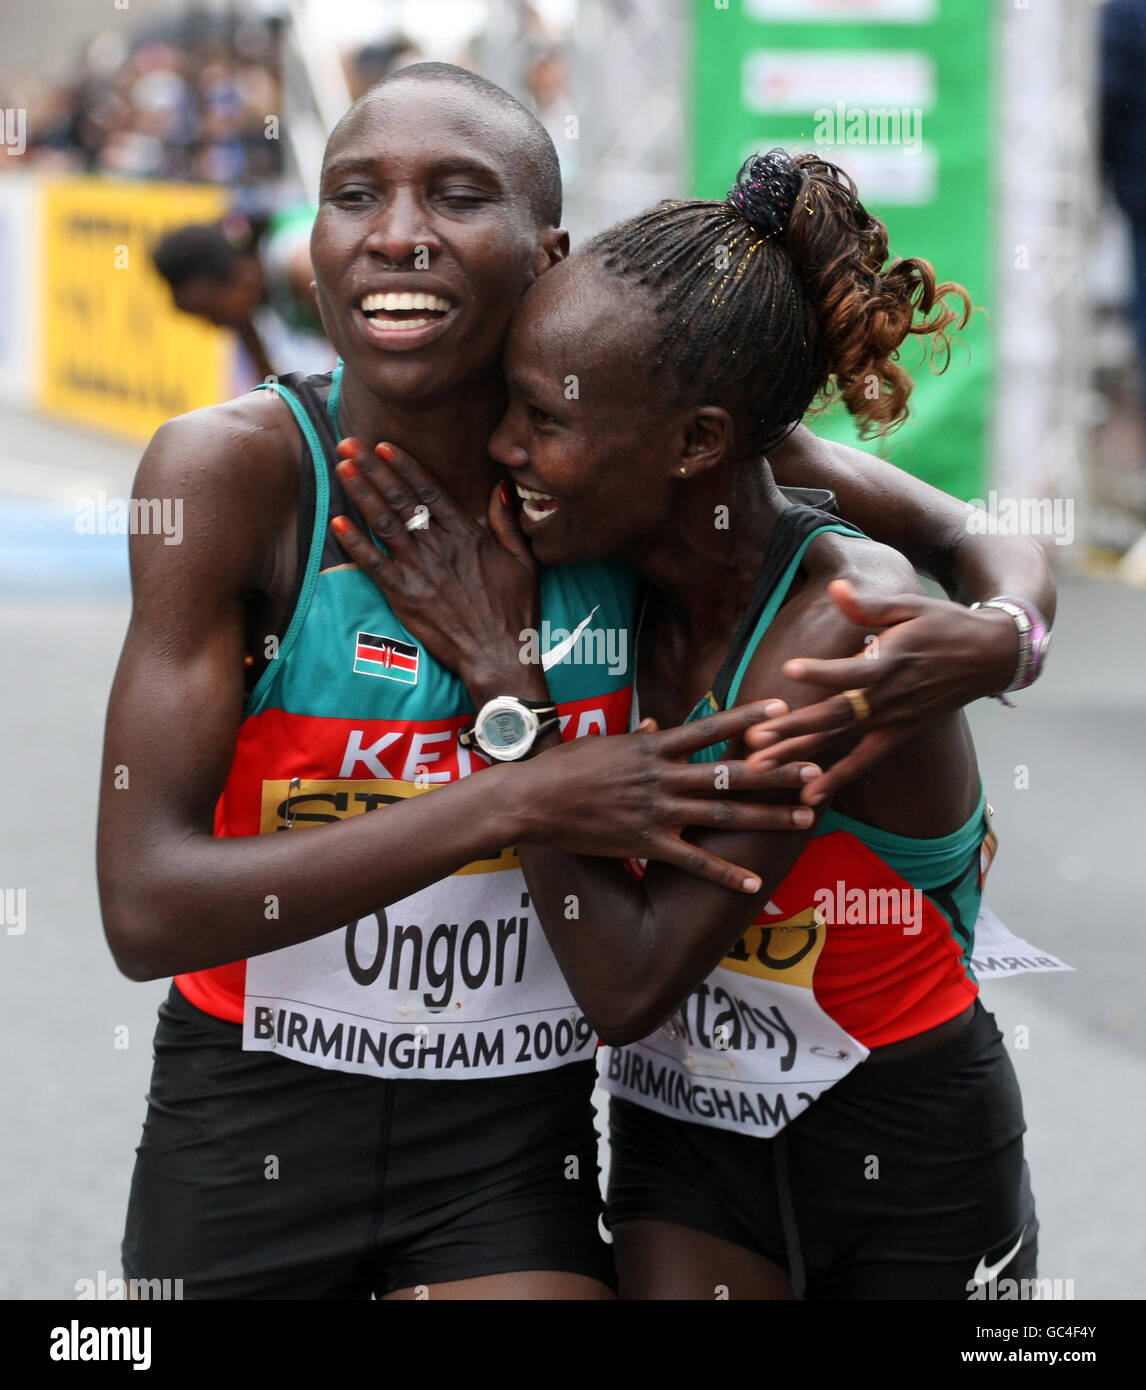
top-left (770, 425), bottom-right (1056, 617)
top-left (98, 408), bottom-right (546, 979)
top-left (761, 428), bottom-right (1057, 799)
top-left (517, 540), bottom-right (931, 1044)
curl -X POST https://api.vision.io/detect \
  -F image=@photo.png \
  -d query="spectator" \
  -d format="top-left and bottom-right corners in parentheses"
top-left (1, 13), bottom-right (284, 184)
top-left (152, 207), bottom-right (329, 381)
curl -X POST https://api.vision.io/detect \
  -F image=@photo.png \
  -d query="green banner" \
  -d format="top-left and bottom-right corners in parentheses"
top-left (692, 0), bottom-right (994, 499)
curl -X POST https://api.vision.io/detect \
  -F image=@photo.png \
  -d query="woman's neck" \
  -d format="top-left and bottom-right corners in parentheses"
top-left (633, 458), bottom-right (790, 643)
top-left (336, 367), bottom-right (507, 519)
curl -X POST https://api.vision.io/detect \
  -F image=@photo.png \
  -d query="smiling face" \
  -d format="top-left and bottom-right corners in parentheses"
top-left (489, 256), bottom-right (710, 566)
top-left (310, 78), bottom-right (564, 405)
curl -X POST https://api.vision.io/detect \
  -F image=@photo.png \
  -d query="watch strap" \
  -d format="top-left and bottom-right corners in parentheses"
top-left (459, 698), bottom-right (559, 749)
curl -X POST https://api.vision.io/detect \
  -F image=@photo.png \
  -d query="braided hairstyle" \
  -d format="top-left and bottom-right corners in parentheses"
top-left (581, 149), bottom-right (971, 453)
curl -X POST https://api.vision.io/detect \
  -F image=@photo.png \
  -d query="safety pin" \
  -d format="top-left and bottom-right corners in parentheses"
top-left (283, 776), bottom-right (301, 830)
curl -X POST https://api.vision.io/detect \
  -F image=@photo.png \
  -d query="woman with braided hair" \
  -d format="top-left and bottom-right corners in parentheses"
top-left (334, 147), bottom-right (1041, 1299)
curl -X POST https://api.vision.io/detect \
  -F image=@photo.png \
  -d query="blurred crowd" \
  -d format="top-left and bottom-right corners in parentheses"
top-left (1, 11), bottom-right (285, 183)
top-left (0, 4), bottom-right (572, 188)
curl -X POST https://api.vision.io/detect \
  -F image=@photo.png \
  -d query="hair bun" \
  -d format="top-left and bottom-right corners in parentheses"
top-left (726, 149), bottom-right (801, 241)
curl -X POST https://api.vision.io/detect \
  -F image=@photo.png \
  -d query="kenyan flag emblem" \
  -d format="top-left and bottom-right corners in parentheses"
top-left (353, 631), bottom-right (420, 684)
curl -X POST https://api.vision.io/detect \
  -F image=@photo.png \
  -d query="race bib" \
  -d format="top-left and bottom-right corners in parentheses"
top-left (243, 862), bottom-right (595, 1079)
top-left (600, 911), bottom-right (868, 1137)
top-left (971, 903), bottom-right (1074, 979)
top-left (601, 899), bottom-right (1066, 1136)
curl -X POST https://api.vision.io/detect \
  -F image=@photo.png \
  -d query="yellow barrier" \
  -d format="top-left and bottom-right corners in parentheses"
top-left (39, 179), bottom-right (230, 443)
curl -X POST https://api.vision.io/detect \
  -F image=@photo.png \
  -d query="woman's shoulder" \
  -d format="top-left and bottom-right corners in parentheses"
top-left (136, 389), bottom-right (301, 533)
top-left (803, 525), bottom-right (922, 600)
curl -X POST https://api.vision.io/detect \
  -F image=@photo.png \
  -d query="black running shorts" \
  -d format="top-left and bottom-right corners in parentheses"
top-left (607, 1000), bottom-right (1038, 1299)
top-left (123, 984), bottom-right (614, 1298)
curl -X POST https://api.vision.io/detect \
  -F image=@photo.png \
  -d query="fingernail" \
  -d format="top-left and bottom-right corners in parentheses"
top-left (331, 515), bottom-right (351, 535)
top-left (376, 442), bottom-right (396, 462)
top-left (750, 731), bottom-right (778, 747)
top-left (800, 765), bottom-right (818, 782)
top-left (336, 438), bottom-right (358, 459)
top-left (337, 459), bottom-right (359, 480)
top-left (743, 876), bottom-right (761, 894)
top-left (794, 808), bottom-right (814, 828)
top-left (499, 480), bottom-right (512, 507)
top-left (762, 701), bottom-right (785, 717)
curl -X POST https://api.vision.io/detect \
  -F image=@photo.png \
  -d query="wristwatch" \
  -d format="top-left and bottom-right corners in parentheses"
top-left (969, 596), bottom-right (1052, 696)
top-left (460, 696), bottom-right (561, 762)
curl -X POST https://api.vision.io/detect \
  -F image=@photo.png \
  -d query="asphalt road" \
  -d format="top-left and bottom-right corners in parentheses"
top-left (1, 404), bottom-right (1143, 1301)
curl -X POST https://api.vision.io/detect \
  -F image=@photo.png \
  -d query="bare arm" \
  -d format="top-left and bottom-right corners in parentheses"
top-left (516, 541), bottom-right (960, 1045)
top-left (95, 406), bottom-right (546, 980)
top-left (771, 425), bottom-right (1056, 619)
top-left (757, 429), bottom-right (1057, 798)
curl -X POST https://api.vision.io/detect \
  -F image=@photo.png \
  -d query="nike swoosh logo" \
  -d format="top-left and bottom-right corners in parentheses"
top-left (971, 1225), bottom-right (1027, 1286)
top-left (542, 606), bottom-right (599, 671)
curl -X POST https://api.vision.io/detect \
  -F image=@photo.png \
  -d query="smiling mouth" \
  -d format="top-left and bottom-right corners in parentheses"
top-left (358, 291), bottom-right (454, 333)
top-left (516, 484), bottom-right (560, 523)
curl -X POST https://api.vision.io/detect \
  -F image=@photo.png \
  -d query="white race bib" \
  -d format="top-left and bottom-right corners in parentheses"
top-left (600, 970), bottom-right (867, 1138)
top-left (243, 866), bottom-right (595, 1079)
top-left (970, 903), bottom-right (1074, 979)
top-left (602, 902), bottom-right (1068, 1136)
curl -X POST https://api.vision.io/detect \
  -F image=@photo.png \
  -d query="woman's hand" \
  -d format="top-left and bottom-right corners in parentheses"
top-left (520, 704), bottom-right (823, 892)
top-left (330, 439), bottom-right (542, 698)
top-left (743, 578), bottom-right (1022, 802)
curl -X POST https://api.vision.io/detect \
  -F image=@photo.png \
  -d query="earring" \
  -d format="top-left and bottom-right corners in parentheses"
top-left (679, 466), bottom-right (687, 475)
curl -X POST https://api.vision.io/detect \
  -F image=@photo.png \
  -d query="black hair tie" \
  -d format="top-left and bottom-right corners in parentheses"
top-left (726, 149), bottom-right (801, 242)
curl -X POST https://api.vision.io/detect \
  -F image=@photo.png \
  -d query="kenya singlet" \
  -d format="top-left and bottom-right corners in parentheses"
top-left (175, 368), bottom-right (636, 1080)
top-left (601, 506), bottom-right (993, 1136)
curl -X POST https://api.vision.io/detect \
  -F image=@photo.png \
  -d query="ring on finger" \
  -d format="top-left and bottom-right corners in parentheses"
top-left (843, 688), bottom-right (871, 722)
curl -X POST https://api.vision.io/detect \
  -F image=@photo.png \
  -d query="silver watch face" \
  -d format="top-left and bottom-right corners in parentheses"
top-left (474, 699), bottom-right (539, 761)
